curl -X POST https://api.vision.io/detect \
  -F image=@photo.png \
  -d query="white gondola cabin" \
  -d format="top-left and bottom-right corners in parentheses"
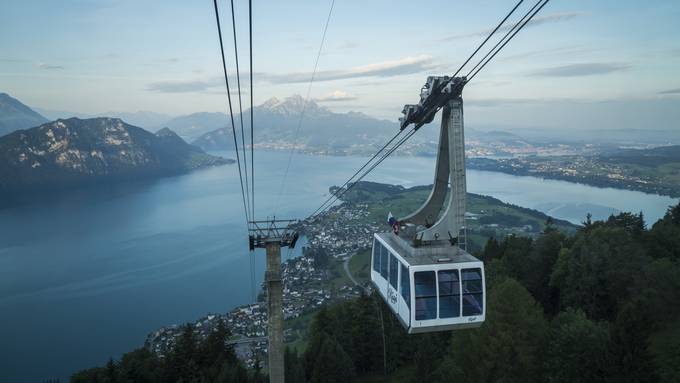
top-left (371, 81), bottom-right (485, 333)
top-left (371, 232), bottom-right (485, 333)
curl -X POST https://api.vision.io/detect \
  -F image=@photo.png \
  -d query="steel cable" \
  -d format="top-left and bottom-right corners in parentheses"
top-left (212, 0), bottom-right (250, 225)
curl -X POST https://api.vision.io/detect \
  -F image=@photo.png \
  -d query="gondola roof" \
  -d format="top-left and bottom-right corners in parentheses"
top-left (375, 232), bottom-right (479, 266)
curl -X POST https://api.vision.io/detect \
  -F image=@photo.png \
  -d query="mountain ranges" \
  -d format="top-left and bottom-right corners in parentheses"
top-left (189, 95), bottom-right (408, 153)
top-left (0, 117), bottom-right (231, 192)
top-left (0, 93), bottom-right (49, 137)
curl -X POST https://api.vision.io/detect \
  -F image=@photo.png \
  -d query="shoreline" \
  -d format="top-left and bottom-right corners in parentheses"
top-left (211, 149), bottom-right (679, 199)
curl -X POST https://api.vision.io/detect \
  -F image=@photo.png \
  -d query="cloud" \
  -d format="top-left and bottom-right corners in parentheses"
top-left (37, 62), bottom-right (64, 70)
top-left (500, 45), bottom-right (593, 62)
top-left (262, 55), bottom-right (438, 84)
top-left (146, 76), bottom-right (249, 95)
top-left (147, 78), bottom-right (216, 93)
top-left (658, 88), bottom-right (680, 95)
top-left (533, 63), bottom-right (630, 77)
top-left (467, 98), bottom-right (547, 107)
top-left (465, 97), bottom-right (659, 108)
top-left (338, 41), bottom-right (359, 50)
top-left (441, 12), bottom-right (587, 41)
top-left (147, 56), bottom-right (439, 92)
top-left (472, 79), bottom-right (512, 87)
top-left (314, 90), bottom-right (358, 102)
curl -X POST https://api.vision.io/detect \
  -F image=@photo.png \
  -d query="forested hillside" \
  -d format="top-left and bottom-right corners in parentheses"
top-left (72, 202), bottom-right (680, 383)
top-left (71, 322), bottom-right (266, 383)
top-left (294, 204), bottom-right (680, 383)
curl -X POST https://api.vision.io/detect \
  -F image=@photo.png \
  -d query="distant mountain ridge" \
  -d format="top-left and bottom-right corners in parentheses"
top-left (0, 117), bottom-right (231, 192)
top-left (0, 93), bottom-right (48, 137)
top-left (160, 112), bottom-right (229, 142)
top-left (192, 95), bottom-right (400, 151)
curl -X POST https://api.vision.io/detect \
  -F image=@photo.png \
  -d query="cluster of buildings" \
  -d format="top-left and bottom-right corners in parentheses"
top-left (281, 255), bottom-right (332, 318)
top-left (493, 155), bottom-right (653, 188)
top-left (144, 211), bottom-right (367, 367)
top-left (299, 203), bottom-right (380, 259)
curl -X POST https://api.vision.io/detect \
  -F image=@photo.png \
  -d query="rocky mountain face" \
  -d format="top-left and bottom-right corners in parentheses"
top-left (0, 93), bottom-right (49, 137)
top-left (192, 95), bottom-right (402, 152)
top-left (0, 117), bottom-right (231, 191)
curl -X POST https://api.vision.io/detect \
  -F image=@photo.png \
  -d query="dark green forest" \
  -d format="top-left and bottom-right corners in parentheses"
top-left (70, 321), bottom-right (266, 383)
top-left (72, 203), bottom-right (680, 383)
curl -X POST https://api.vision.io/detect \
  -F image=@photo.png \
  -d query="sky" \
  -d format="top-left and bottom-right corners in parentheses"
top-left (1, 0), bottom-right (679, 132)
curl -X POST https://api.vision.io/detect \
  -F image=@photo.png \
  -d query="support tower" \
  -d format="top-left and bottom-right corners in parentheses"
top-left (249, 220), bottom-right (299, 383)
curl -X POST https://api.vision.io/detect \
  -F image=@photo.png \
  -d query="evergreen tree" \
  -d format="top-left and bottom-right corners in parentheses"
top-left (669, 202), bottom-right (680, 225)
top-left (495, 235), bottom-right (533, 283)
top-left (525, 229), bottom-right (566, 316)
top-left (605, 212), bottom-right (645, 237)
top-left (284, 347), bottom-right (306, 383)
top-left (105, 358), bottom-right (117, 383)
top-left (435, 278), bottom-right (549, 383)
top-left (347, 295), bottom-right (384, 374)
top-left (637, 258), bottom-right (680, 326)
top-left (608, 298), bottom-right (657, 383)
top-left (378, 295), bottom-right (418, 374)
top-left (649, 324), bottom-right (680, 383)
top-left (117, 348), bottom-right (161, 383)
top-left (412, 332), bottom-right (449, 382)
top-left (583, 212), bottom-right (593, 228)
top-left (310, 336), bottom-right (356, 383)
top-left (252, 356), bottom-right (265, 383)
top-left (550, 226), bottom-right (649, 321)
top-left (543, 309), bottom-right (610, 383)
top-left (165, 324), bottom-right (199, 382)
top-left (646, 202), bottom-right (680, 260)
top-left (217, 361), bottom-right (249, 383)
top-left (304, 306), bottom-right (332, 379)
top-left (480, 236), bottom-right (502, 262)
top-left (201, 321), bottom-right (233, 373)
top-left (71, 367), bottom-right (108, 383)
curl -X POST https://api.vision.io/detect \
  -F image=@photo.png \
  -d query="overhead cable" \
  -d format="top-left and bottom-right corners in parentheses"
top-left (307, 0), bottom-right (553, 219)
top-left (451, 0), bottom-right (526, 78)
top-left (467, 0), bottom-right (551, 81)
top-left (230, 0), bottom-right (251, 220)
top-left (212, 0), bottom-right (250, 225)
top-left (274, 0), bottom-right (336, 216)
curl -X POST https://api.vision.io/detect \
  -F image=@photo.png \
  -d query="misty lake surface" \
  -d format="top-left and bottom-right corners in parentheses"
top-left (0, 150), bottom-right (676, 382)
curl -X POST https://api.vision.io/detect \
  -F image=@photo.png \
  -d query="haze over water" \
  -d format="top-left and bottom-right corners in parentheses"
top-left (0, 150), bottom-right (675, 382)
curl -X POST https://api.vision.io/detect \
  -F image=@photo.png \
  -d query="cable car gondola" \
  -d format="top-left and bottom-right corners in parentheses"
top-left (371, 232), bottom-right (485, 333)
top-left (371, 78), bottom-right (485, 333)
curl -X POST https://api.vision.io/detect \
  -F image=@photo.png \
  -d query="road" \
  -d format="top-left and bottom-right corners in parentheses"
top-left (343, 254), bottom-right (360, 287)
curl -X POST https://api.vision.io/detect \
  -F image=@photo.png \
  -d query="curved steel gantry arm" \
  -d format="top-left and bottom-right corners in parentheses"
top-left (399, 106), bottom-right (451, 226)
top-left (400, 97), bottom-right (466, 242)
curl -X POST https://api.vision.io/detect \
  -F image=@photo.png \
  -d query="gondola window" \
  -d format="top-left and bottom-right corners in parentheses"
top-left (415, 271), bottom-right (437, 320)
top-left (389, 254), bottom-right (399, 289)
top-left (462, 268), bottom-right (483, 316)
top-left (438, 270), bottom-right (461, 318)
top-left (400, 264), bottom-right (410, 308)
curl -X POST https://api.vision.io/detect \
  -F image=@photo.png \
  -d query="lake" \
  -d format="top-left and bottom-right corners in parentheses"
top-left (0, 150), bottom-right (676, 382)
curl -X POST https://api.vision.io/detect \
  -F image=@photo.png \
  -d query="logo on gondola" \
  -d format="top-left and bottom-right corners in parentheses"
top-left (387, 288), bottom-right (398, 304)
top-left (468, 317), bottom-right (477, 322)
